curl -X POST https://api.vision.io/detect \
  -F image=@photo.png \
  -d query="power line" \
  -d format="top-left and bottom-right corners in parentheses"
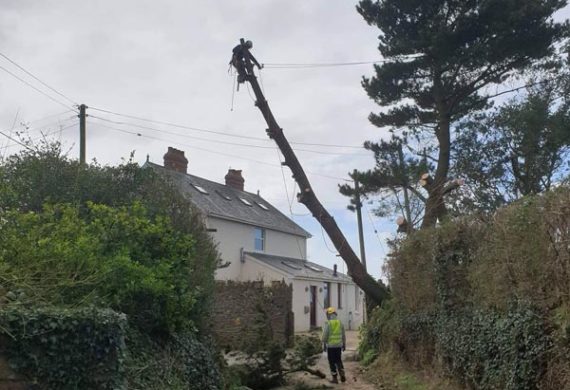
top-left (96, 122), bottom-right (351, 182)
top-left (88, 106), bottom-right (364, 149)
top-left (0, 51), bottom-right (77, 105)
top-left (90, 106), bottom-right (268, 141)
top-left (0, 129), bottom-right (34, 151)
top-left (89, 114), bottom-right (368, 156)
top-left (2, 122), bottom-right (78, 151)
top-left (262, 55), bottom-right (425, 69)
top-left (0, 65), bottom-right (74, 110)
top-left (23, 110), bottom-right (75, 126)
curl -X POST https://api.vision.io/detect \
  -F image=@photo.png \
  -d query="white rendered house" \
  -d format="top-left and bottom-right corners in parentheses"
top-left (146, 147), bottom-right (364, 332)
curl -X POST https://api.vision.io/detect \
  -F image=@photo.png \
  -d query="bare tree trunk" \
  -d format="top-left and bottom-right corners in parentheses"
top-left (240, 47), bottom-right (388, 305)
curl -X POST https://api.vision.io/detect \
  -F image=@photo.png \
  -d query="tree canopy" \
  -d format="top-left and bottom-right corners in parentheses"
top-left (355, 0), bottom-right (568, 228)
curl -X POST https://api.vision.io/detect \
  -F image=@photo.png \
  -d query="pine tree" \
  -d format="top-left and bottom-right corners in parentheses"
top-left (356, 0), bottom-right (568, 227)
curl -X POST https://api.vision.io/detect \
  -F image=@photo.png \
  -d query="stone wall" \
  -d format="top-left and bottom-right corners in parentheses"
top-left (211, 281), bottom-right (293, 351)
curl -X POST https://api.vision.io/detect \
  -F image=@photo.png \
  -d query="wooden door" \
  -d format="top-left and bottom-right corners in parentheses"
top-left (310, 286), bottom-right (317, 328)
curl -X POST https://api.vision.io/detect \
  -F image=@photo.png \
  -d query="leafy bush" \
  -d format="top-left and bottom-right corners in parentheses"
top-left (125, 329), bottom-right (223, 390)
top-left (358, 299), bottom-right (401, 365)
top-left (288, 334), bottom-right (322, 372)
top-left (373, 187), bottom-right (570, 389)
top-left (0, 202), bottom-right (205, 334)
top-left (0, 306), bottom-right (127, 389)
top-left (0, 144), bottom-right (220, 331)
top-left (436, 304), bottom-right (549, 390)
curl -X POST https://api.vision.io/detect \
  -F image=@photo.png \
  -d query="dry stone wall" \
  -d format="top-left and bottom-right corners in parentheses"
top-left (211, 281), bottom-right (293, 351)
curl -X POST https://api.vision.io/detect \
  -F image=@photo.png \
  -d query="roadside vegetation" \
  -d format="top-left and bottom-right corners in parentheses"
top-left (0, 142), bottom-right (222, 388)
top-left (358, 186), bottom-right (570, 389)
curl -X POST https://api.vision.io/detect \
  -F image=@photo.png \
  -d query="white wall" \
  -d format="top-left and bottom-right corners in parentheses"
top-left (291, 279), bottom-right (363, 332)
top-left (208, 216), bottom-right (307, 280)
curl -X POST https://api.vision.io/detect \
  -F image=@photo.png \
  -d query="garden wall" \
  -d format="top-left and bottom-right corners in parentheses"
top-left (211, 281), bottom-right (294, 351)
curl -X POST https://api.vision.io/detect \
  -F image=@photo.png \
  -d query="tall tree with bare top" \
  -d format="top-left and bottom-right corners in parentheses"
top-left (355, 0), bottom-right (568, 228)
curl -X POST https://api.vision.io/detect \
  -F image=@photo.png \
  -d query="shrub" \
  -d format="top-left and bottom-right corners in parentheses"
top-left (0, 306), bottom-right (127, 389)
top-left (436, 304), bottom-right (549, 390)
top-left (0, 202), bottom-right (207, 334)
top-left (0, 145), bottom-right (220, 332)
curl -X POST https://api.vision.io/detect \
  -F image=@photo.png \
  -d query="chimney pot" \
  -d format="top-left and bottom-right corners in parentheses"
top-left (163, 147), bottom-right (188, 174)
top-left (225, 169), bottom-right (245, 191)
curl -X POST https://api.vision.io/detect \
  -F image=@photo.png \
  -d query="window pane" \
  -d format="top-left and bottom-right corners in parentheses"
top-left (324, 282), bottom-right (331, 308)
top-left (254, 227), bottom-right (265, 251)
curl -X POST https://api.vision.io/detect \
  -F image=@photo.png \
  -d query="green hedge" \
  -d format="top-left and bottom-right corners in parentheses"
top-left (125, 329), bottom-right (223, 390)
top-left (436, 304), bottom-right (549, 390)
top-left (0, 306), bottom-right (127, 389)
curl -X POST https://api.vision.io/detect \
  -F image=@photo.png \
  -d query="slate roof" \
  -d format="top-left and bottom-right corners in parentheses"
top-left (245, 252), bottom-right (353, 283)
top-left (146, 162), bottom-right (311, 238)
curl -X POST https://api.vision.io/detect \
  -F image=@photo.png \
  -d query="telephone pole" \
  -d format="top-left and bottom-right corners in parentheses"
top-left (79, 104), bottom-right (87, 165)
top-left (354, 174), bottom-right (368, 323)
top-left (354, 175), bottom-right (367, 271)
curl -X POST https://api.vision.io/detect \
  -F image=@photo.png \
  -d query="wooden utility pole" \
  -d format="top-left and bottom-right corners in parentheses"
top-left (354, 175), bottom-right (367, 272)
top-left (354, 176), bottom-right (369, 322)
top-left (239, 41), bottom-right (387, 305)
top-left (79, 104), bottom-right (87, 165)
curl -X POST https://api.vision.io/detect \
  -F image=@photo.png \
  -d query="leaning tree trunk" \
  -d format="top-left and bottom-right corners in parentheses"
top-left (240, 46), bottom-right (388, 305)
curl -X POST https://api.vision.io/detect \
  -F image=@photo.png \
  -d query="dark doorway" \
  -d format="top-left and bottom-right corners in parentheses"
top-left (310, 285), bottom-right (317, 328)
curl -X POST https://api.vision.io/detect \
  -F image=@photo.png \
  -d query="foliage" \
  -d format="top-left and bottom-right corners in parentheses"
top-left (287, 334), bottom-right (323, 373)
top-left (228, 342), bottom-right (287, 390)
top-left (436, 304), bottom-right (549, 390)
top-left (359, 300), bottom-right (404, 368)
top-left (469, 188), bottom-right (570, 310)
top-left (452, 82), bottom-right (570, 212)
top-left (0, 306), bottom-right (127, 390)
top-left (366, 186), bottom-right (570, 388)
top-left (0, 202), bottom-right (204, 334)
top-left (125, 328), bottom-right (223, 390)
top-left (339, 137), bottom-right (428, 230)
top-left (0, 143), bottom-right (220, 329)
top-left (355, 0), bottom-right (568, 227)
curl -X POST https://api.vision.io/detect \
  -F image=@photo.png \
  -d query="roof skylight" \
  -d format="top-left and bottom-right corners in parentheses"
top-left (191, 183), bottom-right (209, 194)
top-left (282, 261), bottom-right (302, 270)
top-left (239, 197), bottom-right (253, 206)
top-left (304, 264), bottom-right (323, 273)
top-left (256, 202), bottom-right (269, 211)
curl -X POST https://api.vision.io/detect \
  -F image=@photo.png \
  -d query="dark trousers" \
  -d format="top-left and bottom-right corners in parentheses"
top-left (327, 347), bottom-right (344, 375)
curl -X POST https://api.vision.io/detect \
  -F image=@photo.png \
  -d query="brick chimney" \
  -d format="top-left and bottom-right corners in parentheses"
top-left (225, 169), bottom-right (244, 191)
top-left (163, 147), bottom-right (188, 173)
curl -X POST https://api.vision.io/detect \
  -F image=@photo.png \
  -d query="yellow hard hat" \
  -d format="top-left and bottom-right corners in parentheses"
top-left (326, 307), bottom-right (336, 315)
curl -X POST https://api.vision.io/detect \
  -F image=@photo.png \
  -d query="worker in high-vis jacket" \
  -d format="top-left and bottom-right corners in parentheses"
top-left (322, 307), bottom-right (346, 383)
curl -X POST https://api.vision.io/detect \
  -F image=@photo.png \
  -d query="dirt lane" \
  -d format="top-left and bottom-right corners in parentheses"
top-left (277, 331), bottom-right (377, 390)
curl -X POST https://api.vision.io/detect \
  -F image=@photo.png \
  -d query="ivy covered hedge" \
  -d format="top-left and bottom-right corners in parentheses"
top-left (125, 329), bottom-right (223, 390)
top-left (362, 187), bottom-right (570, 389)
top-left (0, 306), bottom-right (127, 389)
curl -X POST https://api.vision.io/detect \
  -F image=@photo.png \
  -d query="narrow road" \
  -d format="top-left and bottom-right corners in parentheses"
top-left (278, 331), bottom-right (377, 389)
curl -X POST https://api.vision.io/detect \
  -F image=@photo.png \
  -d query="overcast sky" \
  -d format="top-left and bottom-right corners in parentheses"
top-left (1, 1), bottom-right (569, 281)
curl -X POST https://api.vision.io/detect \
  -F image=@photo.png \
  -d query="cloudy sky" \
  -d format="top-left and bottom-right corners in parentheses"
top-left (1, 1), bottom-right (568, 281)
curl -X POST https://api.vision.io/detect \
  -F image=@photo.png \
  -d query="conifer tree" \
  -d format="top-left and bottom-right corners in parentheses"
top-left (356, 0), bottom-right (568, 227)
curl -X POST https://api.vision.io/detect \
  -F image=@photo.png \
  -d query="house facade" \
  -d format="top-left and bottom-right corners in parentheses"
top-left (146, 147), bottom-right (364, 332)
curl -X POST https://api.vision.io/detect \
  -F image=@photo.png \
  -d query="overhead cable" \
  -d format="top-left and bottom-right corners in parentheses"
top-left (89, 114), bottom-right (367, 156)
top-left (0, 65), bottom-right (74, 110)
top-left (97, 122), bottom-right (351, 182)
top-left (0, 52), bottom-right (78, 106)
